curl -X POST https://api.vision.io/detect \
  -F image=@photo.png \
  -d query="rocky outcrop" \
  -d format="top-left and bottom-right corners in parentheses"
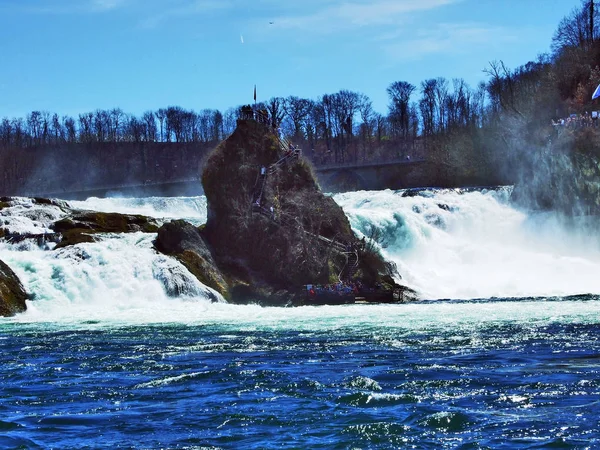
top-left (154, 220), bottom-right (228, 297)
top-left (52, 211), bottom-right (160, 248)
top-left (0, 259), bottom-right (28, 317)
top-left (200, 119), bottom-right (405, 305)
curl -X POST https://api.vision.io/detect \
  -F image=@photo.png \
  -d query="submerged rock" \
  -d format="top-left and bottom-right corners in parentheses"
top-left (0, 259), bottom-right (28, 317)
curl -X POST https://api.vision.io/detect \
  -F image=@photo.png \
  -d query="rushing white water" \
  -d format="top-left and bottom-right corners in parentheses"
top-left (0, 233), bottom-right (223, 323)
top-left (334, 188), bottom-right (600, 300)
top-left (1, 188), bottom-right (600, 325)
top-left (69, 196), bottom-right (207, 225)
top-left (0, 197), bottom-right (68, 234)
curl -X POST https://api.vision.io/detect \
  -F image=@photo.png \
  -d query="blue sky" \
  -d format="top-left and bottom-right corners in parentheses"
top-left (0, 0), bottom-right (581, 118)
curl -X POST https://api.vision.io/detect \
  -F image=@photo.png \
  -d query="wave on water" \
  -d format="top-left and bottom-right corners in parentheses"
top-left (334, 188), bottom-right (600, 300)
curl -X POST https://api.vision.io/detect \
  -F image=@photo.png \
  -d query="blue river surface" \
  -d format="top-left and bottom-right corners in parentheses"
top-left (1, 296), bottom-right (600, 449)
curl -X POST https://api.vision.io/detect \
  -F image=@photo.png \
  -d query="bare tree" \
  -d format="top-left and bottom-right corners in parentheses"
top-left (222, 107), bottom-right (237, 137)
top-left (212, 110), bottom-right (223, 141)
top-left (266, 97), bottom-right (285, 129)
top-left (78, 112), bottom-right (94, 143)
top-left (419, 79), bottom-right (437, 137)
top-left (284, 96), bottom-right (311, 138)
top-left (50, 113), bottom-right (63, 144)
top-left (358, 94), bottom-right (374, 161)
top-left (552, 0), bottom-right (599, 52)
top-left (93, 110), bottom-right (108, 142)
top-left (142, 111), bottom-right (156, 142)
top-left (0, 118), bottom-right (11, 147)
top-left (63, 116), bottom-right (77, 143)
top-left (27, 111), bottom-right (42, 146)
top-left (11, 118), bottom-right (24, 147)
top-left (386, 81), bottom-right (415, 139)
top-left (110, 108), bottom-right (124, 142)
top-left (156, 108), bottom-right (167, 142)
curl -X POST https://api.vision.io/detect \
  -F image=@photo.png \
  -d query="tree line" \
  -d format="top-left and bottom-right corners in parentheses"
top-left (1, 0), bottom-right (599, 172)
top-left (0, 79), bottom-right (489, 165)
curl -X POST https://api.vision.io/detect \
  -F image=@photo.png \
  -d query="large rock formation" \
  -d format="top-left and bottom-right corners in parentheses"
top-left (199, 119), bottom-right (404, 305)
top-left (0, 259), bottom-right (28, 317)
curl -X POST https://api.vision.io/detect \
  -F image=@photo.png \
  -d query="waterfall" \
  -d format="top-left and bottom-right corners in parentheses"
top-left (2, 189), bottom-right (600, 324)
top-left (334, 188), bottom-right (600, 300)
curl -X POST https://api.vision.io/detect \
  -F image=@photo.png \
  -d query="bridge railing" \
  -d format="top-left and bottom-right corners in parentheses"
top-left (313, 157), bottom-right (426, 171)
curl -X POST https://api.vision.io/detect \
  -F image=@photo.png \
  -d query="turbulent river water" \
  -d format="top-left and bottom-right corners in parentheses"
top-left (1, 189), bottom-right (599, 449)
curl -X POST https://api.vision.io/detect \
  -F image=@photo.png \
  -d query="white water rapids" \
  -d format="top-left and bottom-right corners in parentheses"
top-left (335, 188), bottom-right (600, 300)
top-left (1, 188), bottom-right (599, 324)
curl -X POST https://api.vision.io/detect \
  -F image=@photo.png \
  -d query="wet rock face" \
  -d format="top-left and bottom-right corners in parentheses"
top-left (200, 120), bottom-right (358, 297)
top-left (198, 119), bottom-right (406, 305)
top-left (0, 259), bottom-right (28, 317)
top-left (154, 220), bottom-right (228, 297)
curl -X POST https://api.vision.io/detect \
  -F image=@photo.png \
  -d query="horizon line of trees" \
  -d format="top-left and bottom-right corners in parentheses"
top-left (0, 78), bottom-right (492, 163)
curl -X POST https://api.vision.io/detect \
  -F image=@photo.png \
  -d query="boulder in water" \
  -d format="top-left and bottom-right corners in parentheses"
top-left (0, 259), bottom-right (28, 317)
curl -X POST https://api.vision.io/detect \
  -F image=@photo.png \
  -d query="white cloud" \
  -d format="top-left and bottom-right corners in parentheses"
top-left (383, 23), bottom-right (519, 61)
top-left (270, 0), bottom-right (459, 32)
top-left (139, 0), bottom-right (232, 29)
top-left (90, 0), bottom-right (127, 12)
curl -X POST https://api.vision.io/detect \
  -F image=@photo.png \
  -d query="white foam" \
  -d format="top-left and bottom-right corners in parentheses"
top-left (0, 233), bottom-right (222, 324)
top-left (68, 196), bottom-right (207, 224)
top-left (2, 189), bottom-right (600, 327)
top-left (0, 197), bottom-right (68, 234)
top-left (334, 189), bottom-right (600, 300)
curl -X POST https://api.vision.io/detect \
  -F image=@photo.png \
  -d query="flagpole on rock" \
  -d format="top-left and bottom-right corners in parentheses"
top-left (253, 84), bottom-right (257, 128)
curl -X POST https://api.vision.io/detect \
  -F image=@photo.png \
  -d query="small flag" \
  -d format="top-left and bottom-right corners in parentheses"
top-left (254, 85), bottom-right (257, 101)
